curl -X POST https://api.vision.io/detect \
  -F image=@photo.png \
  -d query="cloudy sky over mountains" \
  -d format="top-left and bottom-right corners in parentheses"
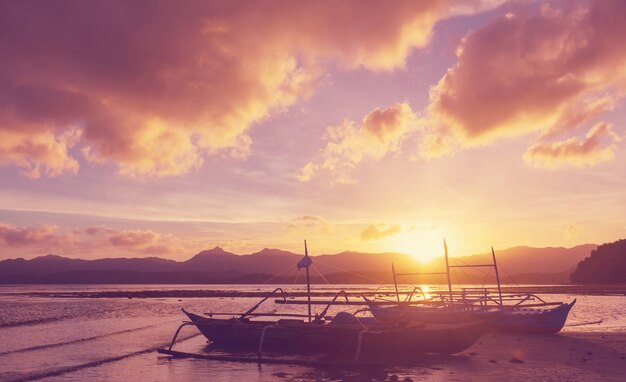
top-left (1, 0), bottom-right (624, 260)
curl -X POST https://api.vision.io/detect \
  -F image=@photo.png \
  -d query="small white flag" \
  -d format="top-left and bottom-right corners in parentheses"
top-left (297, 255), bottom-right (313, 270)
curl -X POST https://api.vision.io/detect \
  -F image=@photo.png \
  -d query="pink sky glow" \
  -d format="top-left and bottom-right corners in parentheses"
top-left (0, 0), bottom-right (625, 261)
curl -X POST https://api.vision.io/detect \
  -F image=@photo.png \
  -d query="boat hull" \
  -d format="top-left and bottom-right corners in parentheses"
top-left (369, 300), bottom-right (576, 334)
top-left (487, 300), bottom-right (576, 334)
top-left (367, 304), bottom-right (483, 324)
top-left (184, 311), bottom-right (486, 356)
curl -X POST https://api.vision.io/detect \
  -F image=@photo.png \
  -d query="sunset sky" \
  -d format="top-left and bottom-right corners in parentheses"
top-left (0, 0), bottom-right (625, 262)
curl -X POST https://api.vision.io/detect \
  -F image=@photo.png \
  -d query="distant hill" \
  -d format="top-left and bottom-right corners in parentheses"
top-left (448, 244), bottom-right (597, 274)
top-left (0, 244), bottom-right (598, 284)
top-left (570, 239), bottom-right (626, 284)
top-left (0, 254), bottom-right (178, 275)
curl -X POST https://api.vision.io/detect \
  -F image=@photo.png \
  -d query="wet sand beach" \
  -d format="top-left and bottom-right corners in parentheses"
top-left (416, 331), bottom-right (626, 382)
top-left (1, 286), bottom-right (624, 381)
top-left (18, 330), bottom-right (620, 382)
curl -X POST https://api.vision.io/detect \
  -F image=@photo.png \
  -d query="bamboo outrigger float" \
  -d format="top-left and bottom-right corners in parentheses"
top-left (159, 241), bottom-right (488, 364)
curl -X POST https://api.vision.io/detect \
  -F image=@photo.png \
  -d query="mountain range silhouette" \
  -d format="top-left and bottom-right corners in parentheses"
top-left (0, 244), bottom-right (596, 284)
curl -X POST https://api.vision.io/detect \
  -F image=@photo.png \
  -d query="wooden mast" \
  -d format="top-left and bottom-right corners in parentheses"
top-left (491, 246), bottom-right (504, 306)
top-left (443, 239), bottom-right (454, 308)
top-left (391, 263), bottom-right (400, 302)
top-left (304, 240), bottom-right (312, 323)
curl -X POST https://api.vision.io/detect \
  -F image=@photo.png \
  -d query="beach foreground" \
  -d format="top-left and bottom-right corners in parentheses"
top-left (1, 287), bottom-right (624, 381)
top-left (37, 330), bottom-right (625, 382)
top-left (403, 331), bottom-right (626, 382)
top-left (154, 331), bottom-right (626, 382)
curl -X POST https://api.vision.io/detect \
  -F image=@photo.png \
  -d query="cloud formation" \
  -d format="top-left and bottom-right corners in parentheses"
top-left (0, 222), bottom-right (189, 257)
top-left (287, 216), bottom-right (330, 234)
top-left (523, 122), bottom-right (621, 168)
top-left (0, 128), bottom-right (81, 178)
top-left (360, 224), bottom-right (402, 241)
top-left (109, 229), bottom-right (160, 247)
top-left (299, 103), bottom-right (417, 183)
top-left (300, 0), bottom-right (626, 179)
top-left (0, 223), bottom-right (58, 247)
top-left (426, 0), bottom-right (626, 160)
top-left (0, 1), bottom-right (487, 178)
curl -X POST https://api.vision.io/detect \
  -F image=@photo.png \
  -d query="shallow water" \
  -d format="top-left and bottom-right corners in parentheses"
top-left (0, 285), bottom-right (624, 382)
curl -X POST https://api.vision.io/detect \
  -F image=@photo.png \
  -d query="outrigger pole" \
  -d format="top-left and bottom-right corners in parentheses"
top-left (391, 263), bottom-right (400, 302)
top-left (491, 247), bottom-right (504, 306)
top-left (443, 239), bottom-right (454, 308)
top-left (445, 244), bottom-right (505, 307)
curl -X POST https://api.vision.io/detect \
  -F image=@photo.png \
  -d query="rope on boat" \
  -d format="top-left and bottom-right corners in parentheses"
top-left (314, 260), bottom-right (387, 284)
top-left (394, 258), bottom-right (439, 301)
top-left (480, 268), bottom-right (492, 289)
top-left (450, 256), bottom-right (488, 288)
top-left (354, 330), bottom-right (366, 362)
top-left (496, 261), bottom-right (520, 287)
top-left (312, 264), bottom-right (331, 285)
top-left (260, 264), bottom-right (298, 285)
top-left (293, 269), bottom-right (300, 285)
top-left (257, 325), bottom-right (273, 360)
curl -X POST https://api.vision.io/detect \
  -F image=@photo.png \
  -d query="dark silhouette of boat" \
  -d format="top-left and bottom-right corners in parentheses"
top-left (366, 298), bottom-right (576, 334)
top-left (366, 242), bottom-right (576, 334)
top-left (160, 241), bottom-right (487, 363)
top-left (182, 309), bottom-right (486, 356)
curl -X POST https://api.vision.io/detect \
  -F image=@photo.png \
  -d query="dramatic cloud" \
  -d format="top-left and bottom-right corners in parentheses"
top-left (360, 224), bottom-right (402, 241)
top-left (0, 223), bottom-right (58, 247)
top-left (90, 227), bottom-right (188, 256)
top-left (523, 123), bottom-right (621, 168)
top-left (0, 128), bottom-right (81, 178)
top-left (0, 222), bottom-right (193, 258)
top-left (426, 0), bottom-right (626, 159)
top-left (540, 96), bottom-right (616, 140)
top-left (0, 0), bottom-right (492, 178)
top-left (299, 103), bottom-right (417, 183)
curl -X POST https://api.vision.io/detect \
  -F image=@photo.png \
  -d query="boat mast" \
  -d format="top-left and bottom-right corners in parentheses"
top-left (443, 239), bottom-right (454, 308)
top-left (491, 247), bottom-right (504, 306)
top-left (304, 240), bottom-right (312, 323)
top-left (391, 263), bottom-right (400, 302)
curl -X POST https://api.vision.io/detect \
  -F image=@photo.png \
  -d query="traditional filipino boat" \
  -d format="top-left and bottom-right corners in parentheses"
top-left (476, 301), bottom-right (575, 334)
top-left (366, 298), bottom-right (576, 334)
top-left (365, 241), bottom-right (576, 334)
top-left (160, 241), bottom-right (488, 363)
top-left (182, 309), bottom-right (487, 356)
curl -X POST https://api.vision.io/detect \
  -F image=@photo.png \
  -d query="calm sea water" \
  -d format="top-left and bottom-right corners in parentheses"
top-left (0, 284), bottom-right (624, 382)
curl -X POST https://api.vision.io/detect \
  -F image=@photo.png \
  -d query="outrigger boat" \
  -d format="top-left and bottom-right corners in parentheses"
top-left (159, 241), bottom-right (487, 364)
top-left (181, 309), bottom-right (486, 357)
top-left (366, 298), bottom-right (576, 334)
top-left (365, 241), bottom-right (576, 334)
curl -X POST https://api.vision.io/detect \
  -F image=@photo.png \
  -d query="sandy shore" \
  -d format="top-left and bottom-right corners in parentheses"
top-left (177, 330), bottom-right (625, 381)
top-left (3, 286), bottom-right (623, 381)
top-left (156, 329), bottom-right (625, 382)
top-left (393, 331), bottom-right (626, 382)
